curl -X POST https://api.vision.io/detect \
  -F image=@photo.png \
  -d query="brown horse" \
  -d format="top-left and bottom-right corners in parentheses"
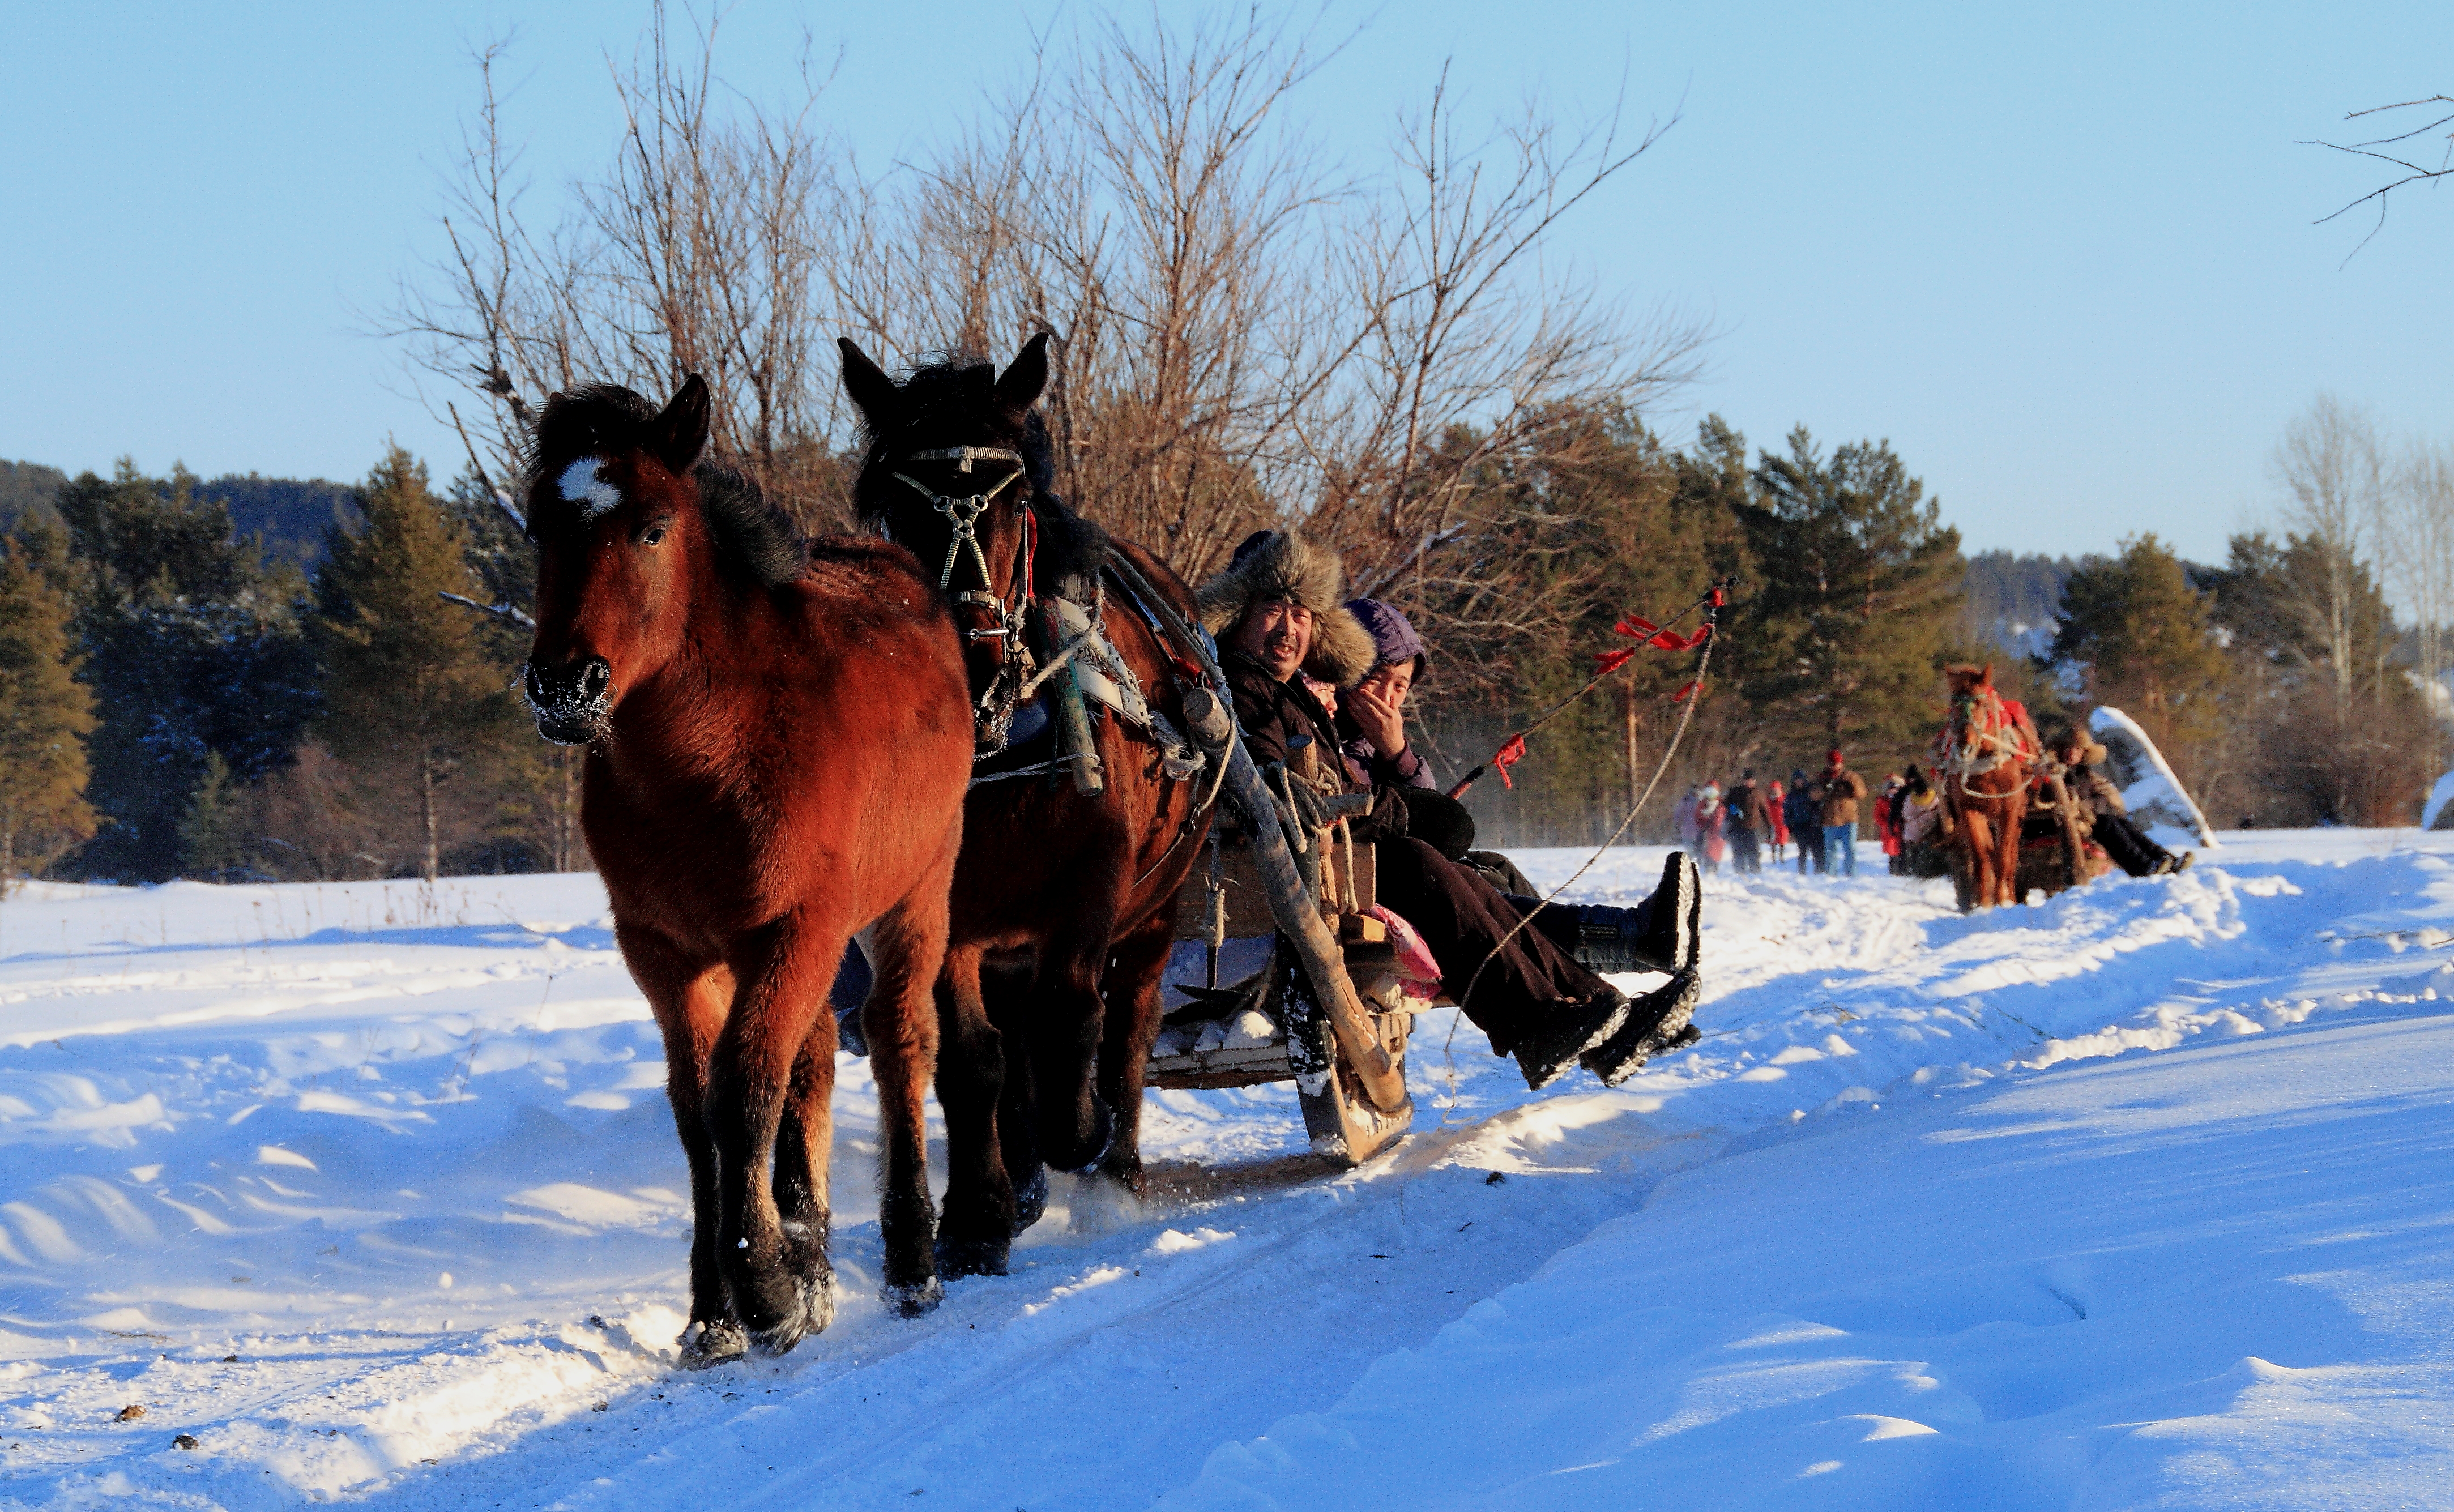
top-left (838, 334), bottom-right (1213, 1278)
top-left (1935, 663), bottom-right (2040, 911)
top-left (519, 376), bottom-right (972, 1360)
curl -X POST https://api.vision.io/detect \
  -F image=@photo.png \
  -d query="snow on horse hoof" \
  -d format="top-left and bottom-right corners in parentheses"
top-left (1010, 1165), bottom-right (1049, 1234)
top-left (677, 1317), bottom-right (748, 1369)
top-left (746, 1272), bottom-right (837, 1356)
top-left (885, 1274), bottom-right (946, 1318)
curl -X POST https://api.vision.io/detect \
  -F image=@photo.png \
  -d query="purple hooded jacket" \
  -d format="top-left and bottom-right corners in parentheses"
top-left (1338, 598), bottom-right (1435, 791)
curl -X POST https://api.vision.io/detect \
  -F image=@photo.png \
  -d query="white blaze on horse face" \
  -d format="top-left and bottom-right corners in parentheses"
top-left (558, 457), bottom-right (622, 519)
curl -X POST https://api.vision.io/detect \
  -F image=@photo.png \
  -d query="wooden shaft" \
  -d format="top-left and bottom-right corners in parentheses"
top-left (1218, 733), bottom-right (1407, 1112)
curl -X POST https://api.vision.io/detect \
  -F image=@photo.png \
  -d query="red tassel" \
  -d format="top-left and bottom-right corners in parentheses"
top-left (1671, 679), bottom-right (1700, 703)
top-left (1593, 647), bottom-right (1638, 674)
top-left (1493, 734), bottom-right (1527, 789)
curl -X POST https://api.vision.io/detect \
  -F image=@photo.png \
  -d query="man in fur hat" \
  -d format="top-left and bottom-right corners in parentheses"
top-left (1199, 529), bottom-right (1702, 1090)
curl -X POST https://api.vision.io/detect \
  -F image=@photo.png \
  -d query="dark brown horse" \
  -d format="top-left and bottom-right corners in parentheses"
top-left (839, 334), bottom-right (1213, 1278)
top-left (1935, 663), bottom-right (2039, 911)
top-left (520, 376), bottom-right (972, 1360)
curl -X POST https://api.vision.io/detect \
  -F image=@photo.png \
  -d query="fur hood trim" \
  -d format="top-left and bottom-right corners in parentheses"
top-left (1195, 529), bottom-right (1376, 687)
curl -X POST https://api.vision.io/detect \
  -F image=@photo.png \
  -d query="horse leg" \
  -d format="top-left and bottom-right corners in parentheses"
top-left (708, 912), bottom-right (845, 1354)
top-left (985, 962), bottom-right (1049, 1232)
top-left (863, 865), bottom-right (953, 1315)
top-left (1030, 920), bottom-right (1122, 1174)
top-left (933, 943), bottom-right (1019, 1277)
top-left (770, 1030), bottom-right (834, 1312)
top-left (1961, 810), bottom-right (1995, 911)
top-left (1998, 803), bottom-right (2026, 907)
top-left (1092, 913), bottom-right (1175, 1199)
top-left (615, 925), bottom-right (741, 1364)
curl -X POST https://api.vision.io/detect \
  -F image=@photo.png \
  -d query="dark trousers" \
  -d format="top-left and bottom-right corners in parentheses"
top-left (1795, 824), bottom-right (1825, 874)
top-left (1372, 837), bottom-right (1612, 1057)
top-left (2095, 812), bottom-right (2173, 877)
top-left (1731, 825), bottom-right (1761, 874)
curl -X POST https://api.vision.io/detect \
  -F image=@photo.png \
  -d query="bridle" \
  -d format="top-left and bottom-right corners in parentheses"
top-left (1937, 685), bottom-right (2034, 797)
top-left (882, 444), bottom-right (1041, 751)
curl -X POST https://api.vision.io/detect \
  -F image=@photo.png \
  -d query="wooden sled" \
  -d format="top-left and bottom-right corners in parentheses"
top-left (1143, 702), bottom-right (1423, 1168)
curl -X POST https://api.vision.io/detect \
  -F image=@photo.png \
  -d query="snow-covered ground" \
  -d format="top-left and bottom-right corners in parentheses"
top-left (3, 829), bottom-right (2452, 1509)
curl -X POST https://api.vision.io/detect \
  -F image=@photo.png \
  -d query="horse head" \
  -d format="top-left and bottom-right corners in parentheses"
top-left (1941, 661), bottom-right (1998, 755)
top-left (519, 374), bottom-right (807, 745)
top-left (838, 334), bottom-right (1109, 741)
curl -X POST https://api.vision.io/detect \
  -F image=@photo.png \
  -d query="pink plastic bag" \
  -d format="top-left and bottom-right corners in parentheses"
top-left (1365, 904), bottom-right (1444, 998)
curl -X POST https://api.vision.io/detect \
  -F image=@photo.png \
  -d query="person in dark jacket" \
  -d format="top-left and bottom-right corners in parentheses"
top-left (2052, 731), bottom-right (2191, 878)
top-left (1727, 771), bottom-right (1767, 875)
top-left (1200, 531), bottom-right (1701, 1088)
top-left (1783, 769), bottom-right (1824, 875)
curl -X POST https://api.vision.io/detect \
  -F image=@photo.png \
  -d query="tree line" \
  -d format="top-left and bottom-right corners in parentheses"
top-left (0, 455), bottom-right (575, 886)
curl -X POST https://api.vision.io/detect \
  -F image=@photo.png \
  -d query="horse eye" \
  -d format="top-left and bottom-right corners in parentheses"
top-left (641, 524), bottom-right (668, 546)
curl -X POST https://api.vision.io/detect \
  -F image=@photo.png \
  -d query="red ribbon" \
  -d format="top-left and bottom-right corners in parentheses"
top-left (1593, 647), bottom-right (1638, 674)
top-left (1614, 615), bottom-right (1712, 652)
top-left (1671, 679), bottom-right (1700, 703)
top-left (1491, 734), bottom-right (1528, 789)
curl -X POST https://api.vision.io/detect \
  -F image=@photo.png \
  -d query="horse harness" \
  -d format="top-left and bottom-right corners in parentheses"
top-left (882, 446), bottom-right (1210, 791)
top-left (1934, 687), bottom-right (2038, 800)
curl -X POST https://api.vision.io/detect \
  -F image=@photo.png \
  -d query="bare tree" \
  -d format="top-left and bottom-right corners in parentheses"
top-left (390, 2), bottom-right (1705, 630)
top-left (2306, 95), bottom-right (2454, 250)
top-left (2273, 394), bottom-right (2388, 721)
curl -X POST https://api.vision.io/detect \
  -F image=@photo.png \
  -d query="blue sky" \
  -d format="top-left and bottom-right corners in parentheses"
top-left (3, 1), bottom-right (2448, 562)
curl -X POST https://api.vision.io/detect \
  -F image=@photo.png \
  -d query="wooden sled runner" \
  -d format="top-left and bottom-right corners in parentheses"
top-left (1144, 694), bottom-right (1422, 1168)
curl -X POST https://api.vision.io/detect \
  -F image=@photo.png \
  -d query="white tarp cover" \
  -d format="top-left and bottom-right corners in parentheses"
top-left (2089, 705), bottom-right (2217, 847)
top-left (2425, 770), bottom-right (2454, 830)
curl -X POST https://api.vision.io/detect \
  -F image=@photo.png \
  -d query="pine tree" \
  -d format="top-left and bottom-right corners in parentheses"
top-left (0, 527), bottom-right (98, 891)
top-left (2052, 534), bottom-right (2231, 748)
top-left (316, 447), bottom-right (528, 881)
top-left (1737, 428), bottom-right (1965, 758)
top-left (54, 462), bottom-right (317, 879)
top-left (177, 750), bottom-right (247, 881)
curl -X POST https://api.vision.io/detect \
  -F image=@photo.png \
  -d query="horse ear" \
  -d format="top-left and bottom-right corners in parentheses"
top-left (1981, 663), bottom-right (1995, 686)
top-left (994, 332), bottom-right (1051, 411)
top-left (655, 374), bottom-right (711, 474)
top-left (838, 339), bottom-right (899, 429)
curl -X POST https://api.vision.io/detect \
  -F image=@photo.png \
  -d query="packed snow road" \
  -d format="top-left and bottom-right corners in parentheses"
top-left (2, 829), bottom-right (2450, 1508)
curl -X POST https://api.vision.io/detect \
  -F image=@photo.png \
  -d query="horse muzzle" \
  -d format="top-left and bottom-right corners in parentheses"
top-left (524, 656), bottom-right (614, 746)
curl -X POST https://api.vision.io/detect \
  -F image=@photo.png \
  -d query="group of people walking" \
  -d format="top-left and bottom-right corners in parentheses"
top-left (1677, 735), bottom-right (2191, 888)
top-left (1679, 751), bottom-right (1873, 877)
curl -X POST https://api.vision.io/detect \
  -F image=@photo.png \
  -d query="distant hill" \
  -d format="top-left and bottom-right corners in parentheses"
top-left (0, 459), bottom-right (68, 536)
top-left (1961, 550), bottom-right (2084, 659)
top-left (0, 461), bottom-right (356, 566)
top-left (202, 473), bottom-right (359, 567)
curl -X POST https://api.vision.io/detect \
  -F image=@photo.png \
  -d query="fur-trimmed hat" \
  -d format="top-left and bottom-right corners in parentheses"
top-left (1196, 529), bottom-right (1377, 687)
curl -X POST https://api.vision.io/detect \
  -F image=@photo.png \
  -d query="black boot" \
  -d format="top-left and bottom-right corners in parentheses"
top-left (1579, 969), bottom-right (1701, 1087)
top-left (1662, 850), bottom-right (1700, 973)
top-left (1509, 853), bottom-right (1700, 976)
top-left (1515, 986), bottom-right (1632, 1092)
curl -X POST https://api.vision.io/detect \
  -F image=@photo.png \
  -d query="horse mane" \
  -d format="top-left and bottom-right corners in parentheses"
top-left (527, 383), bottom-right (809, 588)
top-left (851, 352), bottom-right (1110, 591)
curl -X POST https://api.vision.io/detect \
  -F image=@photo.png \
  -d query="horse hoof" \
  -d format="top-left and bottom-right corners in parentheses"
top-left (677, 1317), bottom-right (747, 1369)
top-left (746, 1272), bottom-right (837, 1356)
top-left (885, 1275), bottom-right (946, 1318)
top-left (1059, 1100), bottom-right (1117, 1174)
top-left (935, 1236), bottom-right (1011, 1279)
top-left (1011, 1165), bottom-right (1049, 1234)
